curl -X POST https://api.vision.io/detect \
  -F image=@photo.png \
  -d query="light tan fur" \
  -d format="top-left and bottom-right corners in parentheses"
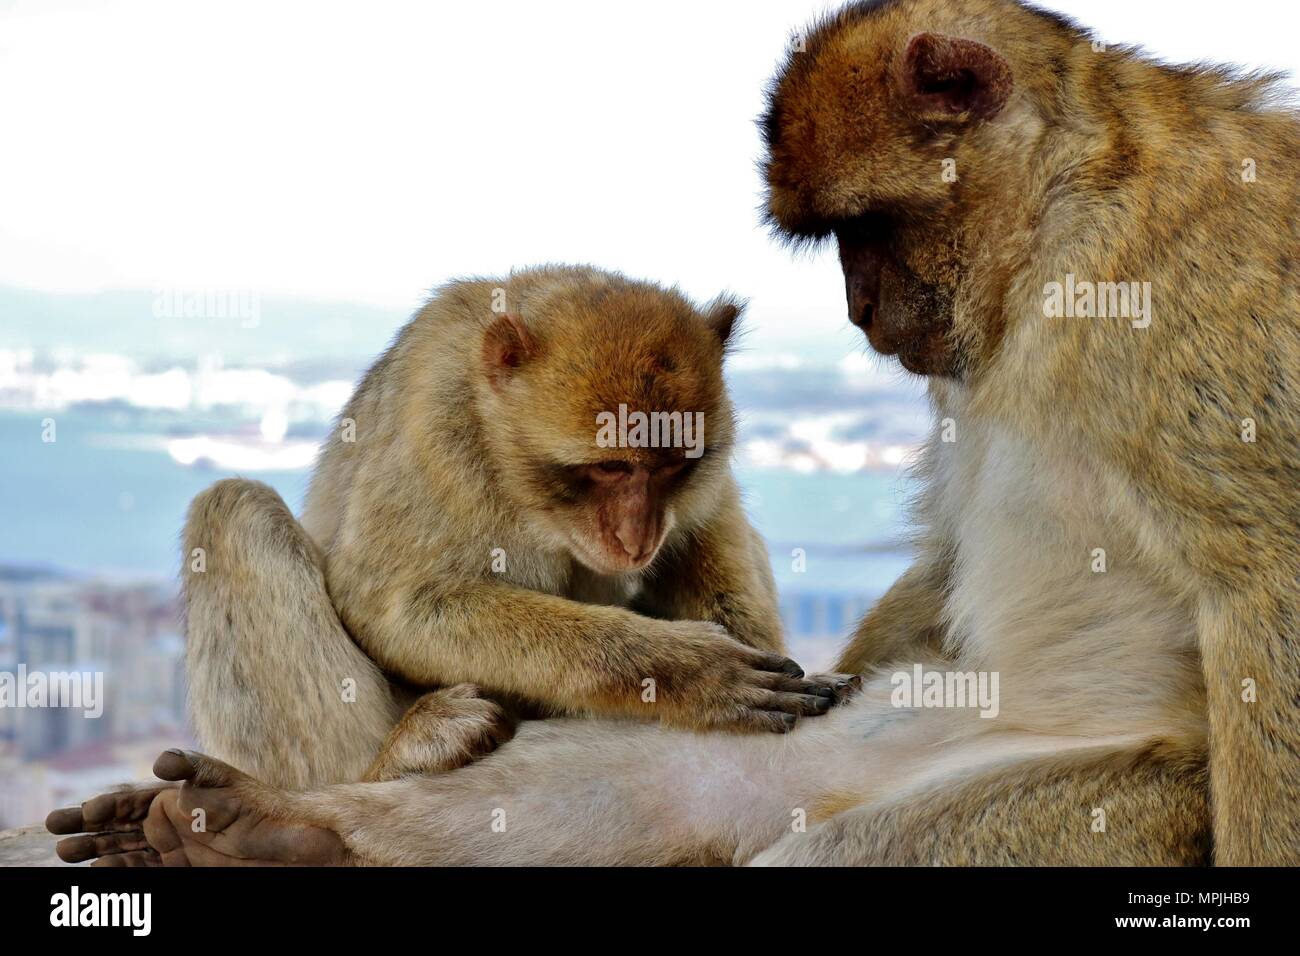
top-left (183, 266), bottom-right (848, 793)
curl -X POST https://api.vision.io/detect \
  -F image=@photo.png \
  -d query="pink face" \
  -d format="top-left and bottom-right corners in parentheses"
top-left (560, 457), bottom-right (693, 575)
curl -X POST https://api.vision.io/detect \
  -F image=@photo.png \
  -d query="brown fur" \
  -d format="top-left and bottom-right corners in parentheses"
top-left (764, 0), bottom-right (1299, 865)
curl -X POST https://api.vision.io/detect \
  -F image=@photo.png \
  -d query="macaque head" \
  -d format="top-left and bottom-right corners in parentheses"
top-left (476, 269), bottom-right (740, 576)
top-left (762, 0), bottom-right (1061, 378)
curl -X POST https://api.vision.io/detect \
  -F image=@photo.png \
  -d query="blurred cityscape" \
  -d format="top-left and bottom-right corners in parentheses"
top-left (0, 567), bottom-right (188, 829)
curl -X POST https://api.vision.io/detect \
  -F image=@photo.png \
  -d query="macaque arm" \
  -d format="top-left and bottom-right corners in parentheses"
top-left (833, 554), bottom-right (951, 675)
top-left (637, 496), bottom-right (785, 654)
top-left (353, 581), bottom-right (833, 730)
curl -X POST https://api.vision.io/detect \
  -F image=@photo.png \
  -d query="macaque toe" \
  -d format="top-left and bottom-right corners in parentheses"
top-left (46, 784), bottom-right (173, 836)
top-left (56, 830), bottom-right (153, 863)
top-left (153, 748), bottom-right (249, 789)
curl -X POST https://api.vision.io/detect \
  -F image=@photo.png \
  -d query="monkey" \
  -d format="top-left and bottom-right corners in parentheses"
top-left (179, 265), bottom-right (854, 792)
top-left (757, 0), bottom-right (1299, 866)
top-left (50, 0), bottom-right (1297, 867)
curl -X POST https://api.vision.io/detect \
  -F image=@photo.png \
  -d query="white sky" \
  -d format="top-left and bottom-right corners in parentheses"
top-left (0, 0), bottom-right (1295, 359)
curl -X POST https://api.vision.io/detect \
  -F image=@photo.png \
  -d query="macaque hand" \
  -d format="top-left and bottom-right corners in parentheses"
top-left (650, 622), bottom-right (861, 733)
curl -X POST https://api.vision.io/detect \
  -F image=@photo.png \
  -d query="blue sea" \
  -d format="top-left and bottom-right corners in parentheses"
top-left (0, 407), bottom-right (914, 598)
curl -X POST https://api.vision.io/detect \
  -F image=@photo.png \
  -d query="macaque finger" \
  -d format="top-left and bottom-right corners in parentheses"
top-left (745, 651), bottom-right (805, 677)
top-left (759, 673), bottom-right (838, 698)
top-left (755, 690), bottom-right (833, 717)
top-left (798, 672), bottom-right (863, 704)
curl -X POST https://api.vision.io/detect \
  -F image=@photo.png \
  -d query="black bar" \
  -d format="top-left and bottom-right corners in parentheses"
top-left (0, 866), bottom-right (1278, 940)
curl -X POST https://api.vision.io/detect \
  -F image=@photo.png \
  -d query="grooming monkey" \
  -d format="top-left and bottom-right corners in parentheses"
top-left (182, 265), bottom-right (850, 790)
top-left (52, 0), bottom-right (1297, 867)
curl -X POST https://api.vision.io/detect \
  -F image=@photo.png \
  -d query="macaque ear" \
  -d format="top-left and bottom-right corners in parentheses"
top-left (481, 313), bottom-right (538, 389)
top-left (704, 295), bottom-right (745, 347)
top-left (901, 32), bottom-right (1013, 120)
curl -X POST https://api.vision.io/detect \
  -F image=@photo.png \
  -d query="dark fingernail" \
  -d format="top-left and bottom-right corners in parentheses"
top-left (782, 713), bottom-right (797, 728)
top-left (817, 687), bottom-right (835, 699)
top-left (814, 696), bottom-right (830, 712)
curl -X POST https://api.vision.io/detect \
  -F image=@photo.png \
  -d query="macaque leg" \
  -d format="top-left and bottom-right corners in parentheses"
top-left (752, 742), bottom-right (1210, 866)
top-left (61, 664), bottom-right (1198, 867)
top-left (182, 478), bottom-right (405, 788)
top-left (63, 668), bottom-right (1007, 867)
top-left (47, 669), bottom-right (939, 867)
top-left (361, 684), bottom-right (515, 782)
top-left (70, 713), bottom-right (868, 867)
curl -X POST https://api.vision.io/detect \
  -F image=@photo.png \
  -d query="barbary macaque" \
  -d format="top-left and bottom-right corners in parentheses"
top-left (51, 0), bottom-right (1298, 867)
top-left (183, 265), bottom-right (851, 790)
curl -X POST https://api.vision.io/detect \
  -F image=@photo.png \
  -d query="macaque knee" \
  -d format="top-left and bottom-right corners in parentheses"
top-left (183, 478), bottom-right (318, 580)
top-left (182, 477), bottom-right (398, 789)
top-left (363, 684), bottom-right (515, 781)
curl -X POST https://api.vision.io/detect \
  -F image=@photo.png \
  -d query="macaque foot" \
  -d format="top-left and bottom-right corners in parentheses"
top-left (363, 683), bottom-right (515, 782)
top-left (47, 750), bottom-right (350, 867)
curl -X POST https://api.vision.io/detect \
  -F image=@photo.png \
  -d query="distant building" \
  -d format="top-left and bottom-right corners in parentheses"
top-left (0, 567), bottom-right (189, 825)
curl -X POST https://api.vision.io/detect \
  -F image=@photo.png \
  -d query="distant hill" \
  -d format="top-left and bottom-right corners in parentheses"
top-left (0, 285), bottom-right (408, 366)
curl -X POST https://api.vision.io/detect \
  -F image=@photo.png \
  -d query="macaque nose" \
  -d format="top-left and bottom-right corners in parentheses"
top-left (614, 520), bottom-right (649, 561)
top-left (837, 221), bottom-right (890, 330)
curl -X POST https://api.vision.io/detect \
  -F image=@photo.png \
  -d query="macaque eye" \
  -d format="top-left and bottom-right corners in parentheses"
top-left (595, 460), bottom-right (633, 475)
top-left (658, 455), bottom-right (704, 482)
